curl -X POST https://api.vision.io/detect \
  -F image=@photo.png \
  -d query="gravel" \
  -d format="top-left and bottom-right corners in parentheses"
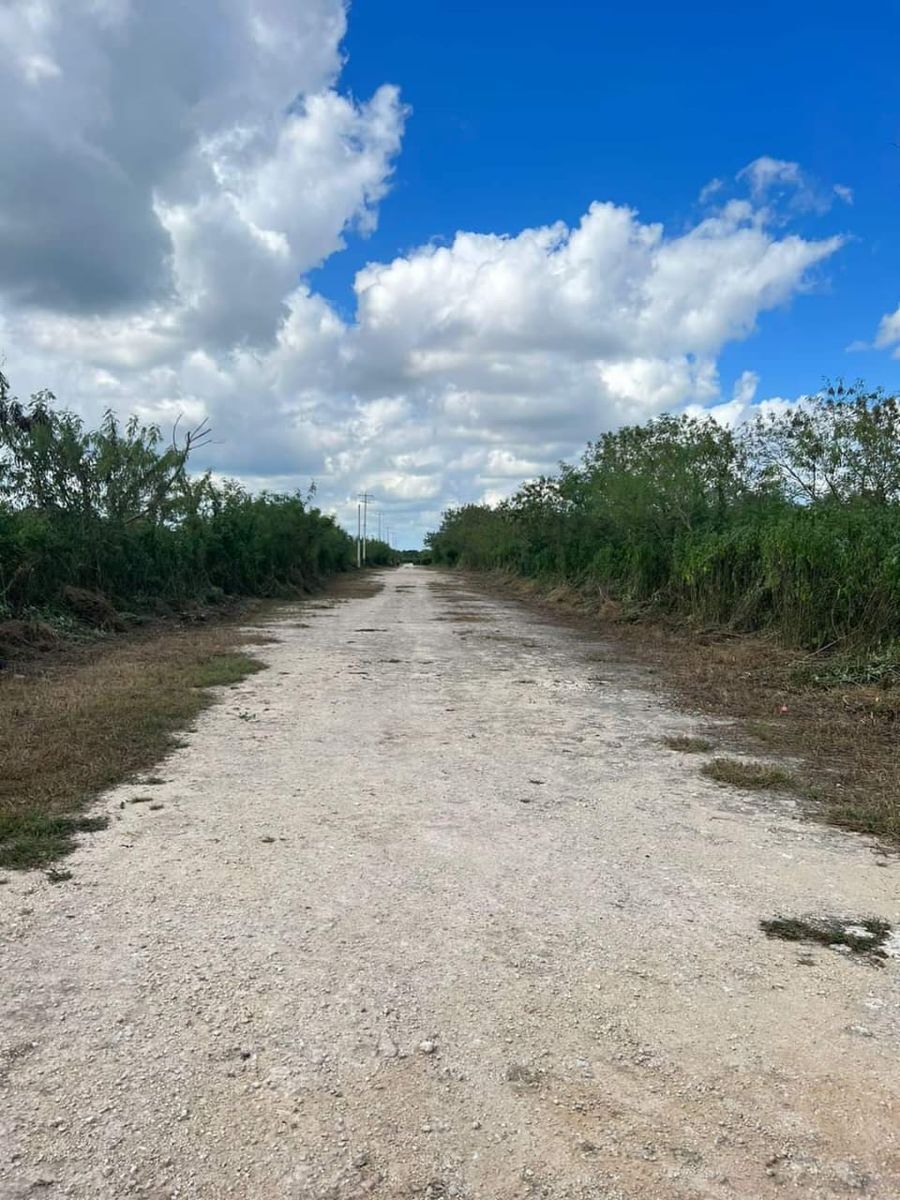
top-left (1, 566), bottom-right (899, 1198)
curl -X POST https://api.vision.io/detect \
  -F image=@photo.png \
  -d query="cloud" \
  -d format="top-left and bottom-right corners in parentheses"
top-left (874, 305), bottom-right (900, 357)
top-left (0, 0), bottom-right (403, 323)
top-left (0, 3), bottom-right (849, 545)
top-left (698, 178), bottom-right (724, 204)
top-left (732, 156), bottom-right (852, 216)
top-left (738, 156), bottom-right (804, 197)
top-left (853, 304), bottom-right (900, 357)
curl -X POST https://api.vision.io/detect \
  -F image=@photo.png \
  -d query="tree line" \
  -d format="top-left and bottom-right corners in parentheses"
top-left (426, 383), bottom-right (900, 648)
top-left (0, 372), bottom-right (356, 617)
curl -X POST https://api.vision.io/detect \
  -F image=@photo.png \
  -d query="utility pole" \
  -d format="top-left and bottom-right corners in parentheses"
top-left (377, 511), bottom-right (382, 542)
top-left (356, 503), bottom-right (362, 568)
top-left (357, 492), bottom-right (374, 565)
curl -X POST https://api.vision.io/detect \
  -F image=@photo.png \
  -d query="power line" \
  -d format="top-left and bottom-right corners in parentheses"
top-left (357, 492), bottom-right (375, 565)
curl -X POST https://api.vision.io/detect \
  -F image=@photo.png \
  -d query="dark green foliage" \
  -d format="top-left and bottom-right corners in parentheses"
top-left (0, 371), bottom-right (354, 616)
top-left (427, 383), bottom-right (900, 649)
top-left (363, 538), bottom-right (400, 567)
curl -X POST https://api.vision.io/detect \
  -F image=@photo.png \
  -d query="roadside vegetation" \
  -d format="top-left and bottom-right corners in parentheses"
top-left (428, 382), bottom-right (900, 650)
top-left (0, 372), bottom-right (380, 871)
top-left (0, 369), bottom-right (354, 633)
top-left (0, 622), bottom-right (267, 869)
top-left (427, 382), bottom-right (900, 845)
top-left (361, 539), bottom-right (402, 567)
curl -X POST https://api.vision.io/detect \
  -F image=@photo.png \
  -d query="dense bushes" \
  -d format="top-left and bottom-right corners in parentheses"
top-left (362, 538), bottom-right (401, 567)
top-left (427, 383), bottom-right (900, 648)
top-left (0, 372), bottom-right (354, 615)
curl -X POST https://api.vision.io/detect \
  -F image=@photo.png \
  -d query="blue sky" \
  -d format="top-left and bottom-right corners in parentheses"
top-left (327, 0), bottom-right (900, 400)
top-left (0, 0), bottom-right (898, 547)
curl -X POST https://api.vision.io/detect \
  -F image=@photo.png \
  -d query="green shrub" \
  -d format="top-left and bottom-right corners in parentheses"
top-left (0, 371), bottom-right (354, 613)
top-left (426, 383), bottom-right (900, 649)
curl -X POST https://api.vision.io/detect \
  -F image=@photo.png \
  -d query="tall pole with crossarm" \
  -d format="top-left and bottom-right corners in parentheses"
top-left (358, 492), bottom-right (374, 566)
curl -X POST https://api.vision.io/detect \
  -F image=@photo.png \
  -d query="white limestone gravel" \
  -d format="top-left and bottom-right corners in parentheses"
top-left (1, 566), bottom-right (898, 1199)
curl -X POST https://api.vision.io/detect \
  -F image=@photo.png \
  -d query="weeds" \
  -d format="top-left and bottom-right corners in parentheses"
top-left (761, 915), bottom-right (892, 959)
top-left (45, 867), bottom-right (73, 884)
top-left (663, 735), bottom-right (712, 753)
top-left (0, 812), bottom-right (110, 869)
top-left (701, 758), bottom-right (795, 791)
top-left (191, 653), bottom-right (264, 689)
top-left (797, 645), bottom-right (900, 690)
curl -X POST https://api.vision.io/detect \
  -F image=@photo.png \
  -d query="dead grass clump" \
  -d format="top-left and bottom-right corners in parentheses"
top-left (544, 584), bottom-right (583, 606)
top-left (0, 619), bottom-right (60, 656)
top-left (62, 585), bottom-right (126, 631)
top-left (701, 758), bottom-right (795, 791)
top-left (761, 915), bottom-right (892, 959)
top-left (0, 625), bottom-right (266, 870)
top-left (663, 734), bottom-right (713, 754)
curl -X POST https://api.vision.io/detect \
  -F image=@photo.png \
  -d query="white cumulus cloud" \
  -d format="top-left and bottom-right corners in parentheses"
top-left (874, 305), bottom-right (900, 357)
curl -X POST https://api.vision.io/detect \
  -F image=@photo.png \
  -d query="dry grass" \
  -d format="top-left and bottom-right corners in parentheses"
top-left (0, 619), bottom-right (269, 870)
top-left (663, 734), bottom-right (713, 754)
top-left (461, 570), bottom-right (900, 848)
top-left (701, 757), bottom-right (795, 792)
top-left (646, 635), bottom-right (900, 844)
top-left (0, 571), bottom-right (383, 872)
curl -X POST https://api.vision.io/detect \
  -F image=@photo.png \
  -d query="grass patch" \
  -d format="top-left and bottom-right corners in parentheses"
top-left (0, 812), bottom-right (110, 869)
top-left (663, 734), bottom-right (713, 753)
top-left (761, 915), bottom-right (892, 959)
top-left (701, 757), bottom-right (795, 791)
top-left (190, 652), bottom-right (264, 689)
top-left (0, 621), bottom-right (268, 870)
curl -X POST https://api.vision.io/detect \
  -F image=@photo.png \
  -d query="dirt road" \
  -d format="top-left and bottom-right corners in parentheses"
top-left (2, 567), bottom-right (899, 1199)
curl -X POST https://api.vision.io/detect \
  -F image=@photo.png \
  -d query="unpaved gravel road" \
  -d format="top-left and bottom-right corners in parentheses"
top-left (2, 567), bottom-right (899, 1200)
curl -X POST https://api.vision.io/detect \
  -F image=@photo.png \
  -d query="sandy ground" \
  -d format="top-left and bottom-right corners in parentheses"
top-left (1, 566), bottom-right (899, 1200)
